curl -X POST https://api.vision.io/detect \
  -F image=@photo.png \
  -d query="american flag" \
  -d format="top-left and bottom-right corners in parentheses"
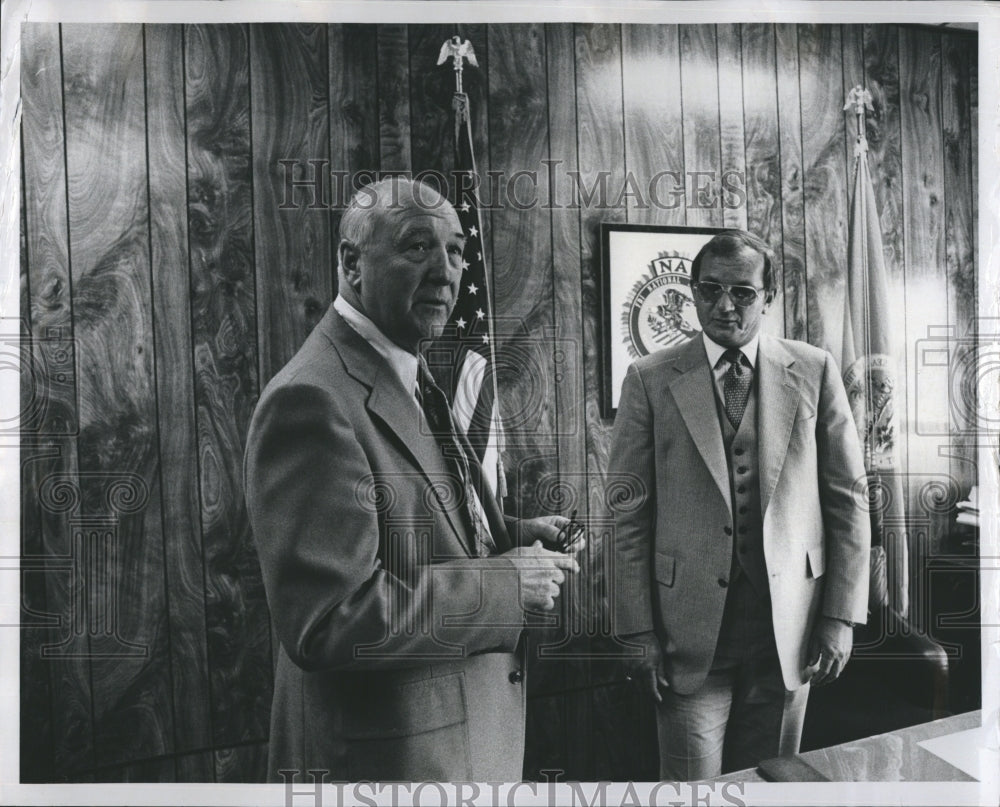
top-left (428, 90), bottom-right (506, 502)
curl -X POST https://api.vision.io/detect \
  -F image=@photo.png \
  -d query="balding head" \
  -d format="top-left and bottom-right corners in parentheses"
top-left (337, 177), bottom-right (465, 353)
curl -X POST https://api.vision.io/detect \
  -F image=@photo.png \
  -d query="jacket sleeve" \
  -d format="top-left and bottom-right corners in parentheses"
top-left (816, 351), bottom-right (872, 624)
top-left (243, 380), bottom-right (525, 672)
top-left (607, 362), bottom-right (658, 637)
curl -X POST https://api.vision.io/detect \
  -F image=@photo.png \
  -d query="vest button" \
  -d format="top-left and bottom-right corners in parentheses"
top-left (738, 525), bottom-right (748, 534)
top-left (737, 466), bottom-right (748, 474)
top-left (717, 577), bottom-right (729, 588)
top-left (737, 485), bottom-right (746, 494)
top-left (509, 669), bottom-right (524, 684)
top-left (738, 505), bottom-right (748, 514)
top-left (724, 526), bottom-right (733, 536)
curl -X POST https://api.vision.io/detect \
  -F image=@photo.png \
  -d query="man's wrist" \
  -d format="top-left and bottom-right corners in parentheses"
top-left (824, 615), bottom-right (856, 628)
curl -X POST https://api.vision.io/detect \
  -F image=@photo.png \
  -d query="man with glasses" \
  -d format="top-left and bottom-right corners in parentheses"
top-left (608, 229), bottom-right (870, 778)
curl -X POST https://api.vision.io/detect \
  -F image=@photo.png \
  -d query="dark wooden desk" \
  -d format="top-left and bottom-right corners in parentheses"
top-left (718, 710), bottom-right (983, 782)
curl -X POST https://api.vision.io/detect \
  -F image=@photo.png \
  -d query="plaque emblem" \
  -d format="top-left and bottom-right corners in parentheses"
top-left (621, 252), bottom-right (700, 359)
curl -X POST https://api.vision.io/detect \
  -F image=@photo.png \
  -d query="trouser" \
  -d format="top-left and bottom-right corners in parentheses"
top-left (655, 574), bottom-right (809, 779)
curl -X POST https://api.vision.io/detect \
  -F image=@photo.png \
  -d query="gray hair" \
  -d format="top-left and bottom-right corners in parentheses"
top-left (338, 176), bottom-right (450, 258)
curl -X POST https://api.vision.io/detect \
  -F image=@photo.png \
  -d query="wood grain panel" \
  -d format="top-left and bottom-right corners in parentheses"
top-left (409, 24), bottom-right (467, 184)
top-left (214, 742), bottom-right (268, 783)
top-left (523, 692), bottom-right (569, 780)
top-left (798, 23), bottom-right (848, 355)
top-left (62, 22), bottom-right (175, 768)
top-left (863, 23), bottom-right (911, 549)
top-left (329, 23), bottom-right (378, 248)
top-left (942, 34), bottom-right (977, 498)
top-left (774, 24), bottom-right (808, 341)
top-left (184, 23), bottom-right (271, 748)
top-left (740, 23), bottom-right (784, 338)
top-left (20, 21), bottom-right (91, 778)
top-left (840, 25), bottom-right (866, 171)
top-left (573, 21), bottom-right (629, 772)
top-left (20, 170), bottom-right (55, 785)
top-left (144, 23), bottom-right (212, 759)
top-left (536, 26), bottom-right (596, 757)
top-left (251, 23), bottom-right (332, 386)
top-left (174, 750), bottom-right (216, 782)
top-left (680, 24), bottom-right (722, 228)
top-left (969, 45), bottom-right (977, 297)
top-left (546, 22), bottom-right (587, 526)
top-left (574, 22), bottom-right (625, 517)
top-left (486, 23), bottom-right (555, 525)
top-left (717, 24), bottom-right (748, 231)
top-left (899, 27), bottom-right (950, 566)
top-left (407, 24), bottom-right (491, 257)
top-left (251, 22), bottom-right (332, 686)
top-left (377, 25), bottom-right (411, 172)
top-left (621, 24), bottom-right (684, 226)
top-left (590, 683), bottom-right (657, 780)
top-left (96, 756), bottom-right (175, 782)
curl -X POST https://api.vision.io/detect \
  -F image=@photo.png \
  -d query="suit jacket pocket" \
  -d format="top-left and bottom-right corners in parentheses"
top-left (341, 671), bottom-right (467, 739)
top-left (806, 546), bottom-right (825, 579)
top-left (654, 552), bottom-right (676, 587)
top-left (342, 672), bottom-right (472, 780)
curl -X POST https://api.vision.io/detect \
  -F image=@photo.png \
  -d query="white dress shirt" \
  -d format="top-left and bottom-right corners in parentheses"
top-left (333, 295), bottom-right (493, 543)
top-left (702, 332), bottom-right (759, 401)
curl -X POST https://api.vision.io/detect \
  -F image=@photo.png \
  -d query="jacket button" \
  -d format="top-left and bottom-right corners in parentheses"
top-left (734, 448), bottom-right (745, 456)
top-left (724, 526), bottom-right (733, 536)
top-left (509, 669), bottom-right (524, 684)
top-left (717, 577), bottom-right (729, 588)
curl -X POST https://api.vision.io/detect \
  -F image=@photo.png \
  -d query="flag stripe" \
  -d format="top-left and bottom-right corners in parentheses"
top-left (427, 82), bottom-right (506, 502)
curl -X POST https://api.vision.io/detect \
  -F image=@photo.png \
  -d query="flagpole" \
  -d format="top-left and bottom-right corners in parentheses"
top-left (440, 36), bottom-right (508, 501)
top-left (848, 85), bottom-right (875, 474)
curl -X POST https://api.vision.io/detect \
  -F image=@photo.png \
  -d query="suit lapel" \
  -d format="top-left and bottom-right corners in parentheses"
top-left (757, 335), bottom-right (800, 515)
top-left (668, 336), bottom-right (732, 514)
top-left (321, 308), bottom-right (471, 549)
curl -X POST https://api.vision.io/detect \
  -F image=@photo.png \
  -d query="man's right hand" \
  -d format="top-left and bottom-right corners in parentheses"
top-left (625, 630), bottom-right (669, 703)
top-left (504, 540), bottom-right (580, 612)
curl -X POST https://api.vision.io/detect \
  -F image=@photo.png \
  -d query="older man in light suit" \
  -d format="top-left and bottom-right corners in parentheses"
top-left (244, 177), bottom-right (580, 782)
top-left (609, 230), bottom-right (870, 778)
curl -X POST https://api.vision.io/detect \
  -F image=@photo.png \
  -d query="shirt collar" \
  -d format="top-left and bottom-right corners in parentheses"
top-left (334, 295), bottom-right (419, 396)
top-left (702, 332), bottom-right (759, 370)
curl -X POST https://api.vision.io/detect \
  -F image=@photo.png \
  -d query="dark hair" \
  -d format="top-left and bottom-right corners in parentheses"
top-left (690, 230), bottom-right (776, 294)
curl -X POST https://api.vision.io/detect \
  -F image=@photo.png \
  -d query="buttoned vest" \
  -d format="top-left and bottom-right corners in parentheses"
top-left (715, 378), bottom-right (769, 599)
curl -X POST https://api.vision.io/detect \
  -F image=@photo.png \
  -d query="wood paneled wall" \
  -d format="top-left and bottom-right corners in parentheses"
top-left (19, 22), bottom-right (977, 783)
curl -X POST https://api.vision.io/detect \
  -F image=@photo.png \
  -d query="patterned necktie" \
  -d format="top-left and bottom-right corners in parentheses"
top-left (722, 347), bottom-right (752, 428)
top-left (417, 360), bottom-right (495, 557)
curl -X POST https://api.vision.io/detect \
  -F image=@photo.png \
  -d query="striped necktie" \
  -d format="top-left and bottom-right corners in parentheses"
top-left (417, 360), bottom-right (495, 557)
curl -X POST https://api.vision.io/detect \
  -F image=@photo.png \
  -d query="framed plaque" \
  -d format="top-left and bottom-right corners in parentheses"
top-left (600, 223), bottom-right (723, 417)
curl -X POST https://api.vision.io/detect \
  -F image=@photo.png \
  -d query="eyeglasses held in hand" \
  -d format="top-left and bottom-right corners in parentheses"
top-left (692, 281), bottom-right (765, 307)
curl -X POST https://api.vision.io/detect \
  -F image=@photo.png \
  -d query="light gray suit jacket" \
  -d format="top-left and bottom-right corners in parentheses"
top-left (609, 334), bottom-right (870, 694)
top-left (244, 305), bottom-right (527, 781)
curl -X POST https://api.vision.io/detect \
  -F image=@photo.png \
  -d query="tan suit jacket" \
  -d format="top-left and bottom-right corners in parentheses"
top-left (244, 305), bottom-right (527, 781)
top-left (609, 334), bottom-right (870, 693)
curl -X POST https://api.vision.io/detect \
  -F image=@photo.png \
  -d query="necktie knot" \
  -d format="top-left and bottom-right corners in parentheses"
top-left (722, 348), bottom-right (752, 428)
top-left (723, 348), bottom-right (746, 375)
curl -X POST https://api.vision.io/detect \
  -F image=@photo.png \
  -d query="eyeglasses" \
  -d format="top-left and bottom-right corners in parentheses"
top-left (692, 281), bottom-right (765, 307)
